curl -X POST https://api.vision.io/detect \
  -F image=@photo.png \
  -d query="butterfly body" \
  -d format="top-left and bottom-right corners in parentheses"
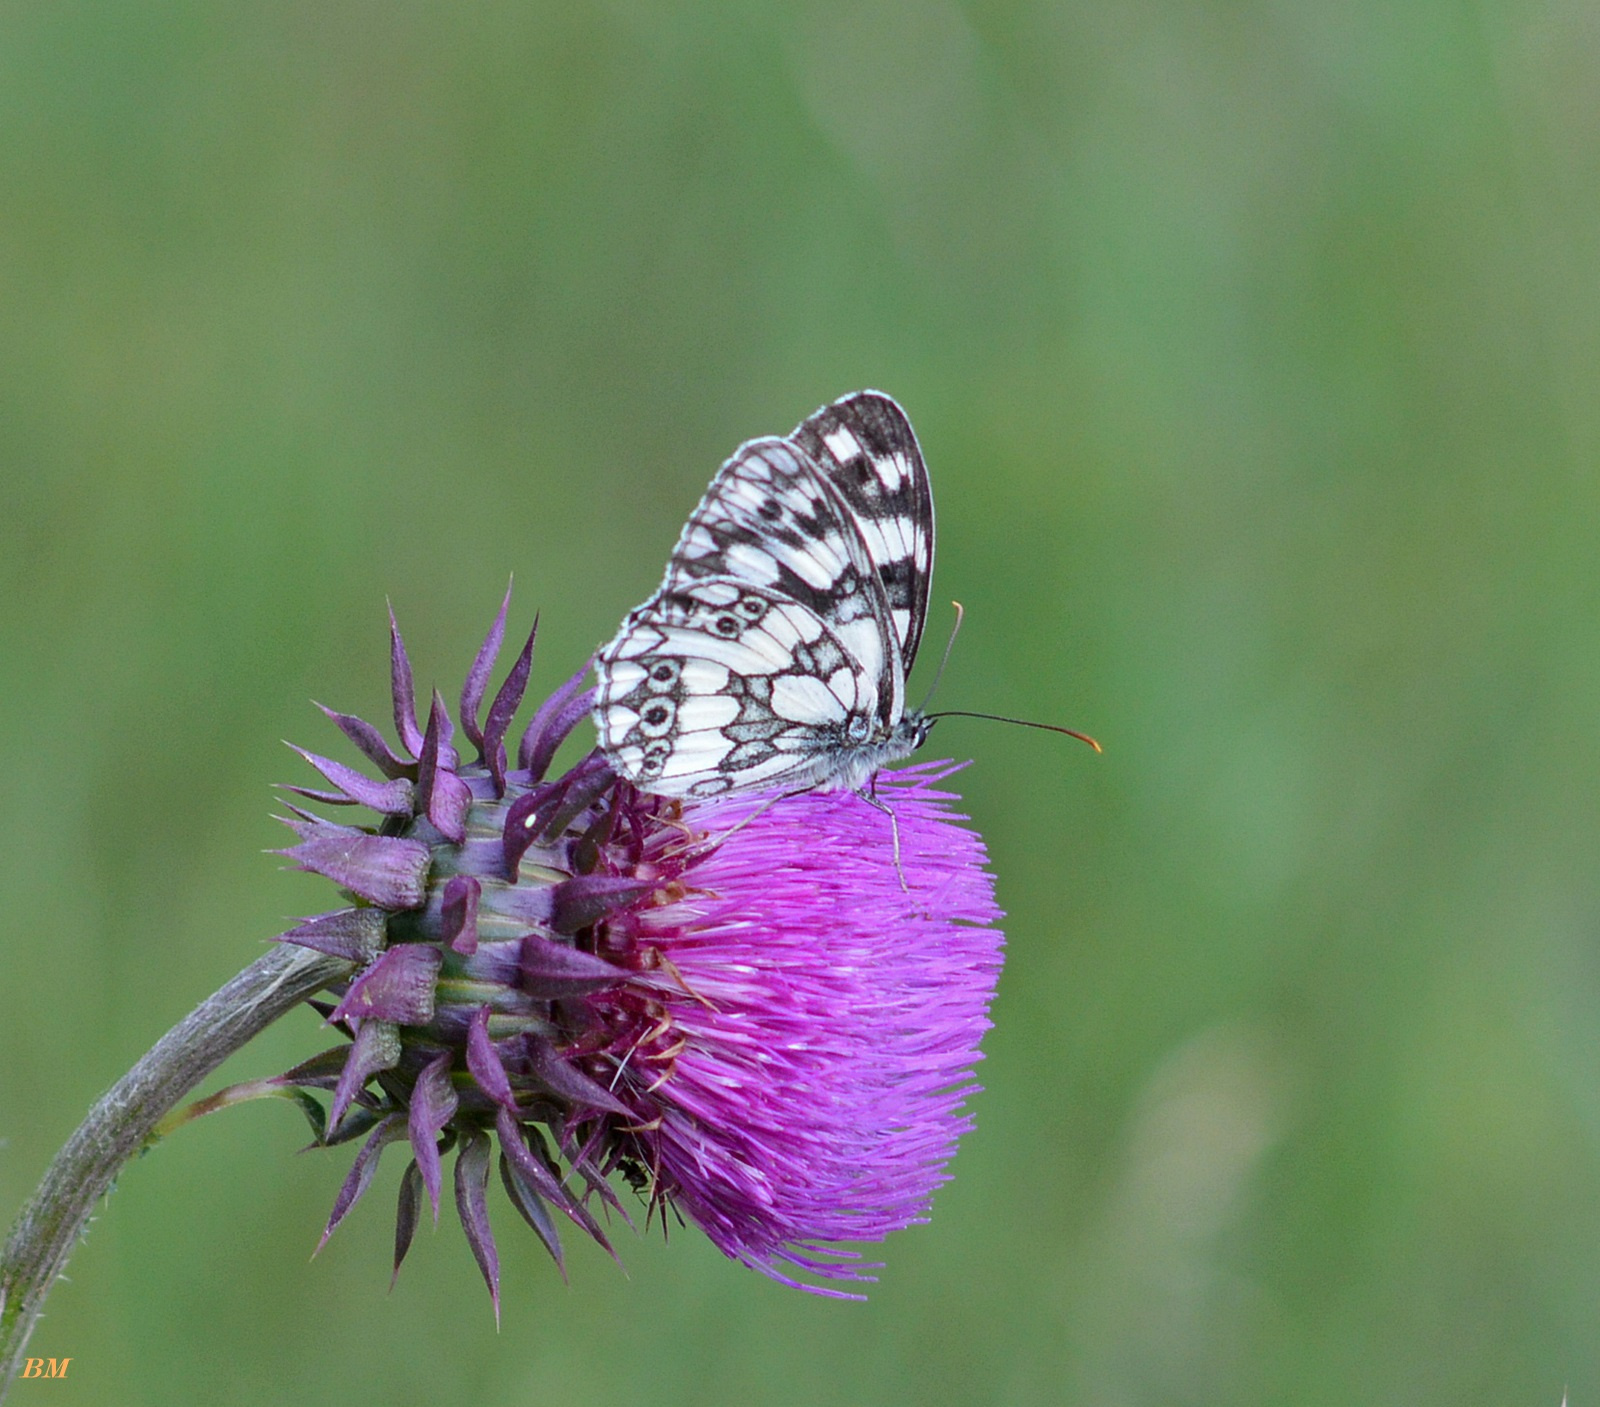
top-left (595, 391), bottom-right (936, 800)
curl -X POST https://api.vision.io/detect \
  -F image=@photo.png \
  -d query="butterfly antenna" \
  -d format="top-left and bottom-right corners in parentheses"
top-left (926, 709), bottom-right (1103, 753)
top-left (916, 601), bottom-right (966, 713)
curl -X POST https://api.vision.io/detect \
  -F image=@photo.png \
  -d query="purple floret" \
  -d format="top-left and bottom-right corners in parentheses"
top-left (269, 596), bottom-right (1005, 1303)
top-left (611, 768), bottom-right (1004, 1294)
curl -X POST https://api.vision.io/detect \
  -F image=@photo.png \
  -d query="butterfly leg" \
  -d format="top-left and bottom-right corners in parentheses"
top-left (856, 780), bottom-right (908, 893)
top-left (665, 785), bottom-right (809, 865)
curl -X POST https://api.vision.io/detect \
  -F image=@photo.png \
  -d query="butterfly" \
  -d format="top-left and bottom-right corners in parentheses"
top-left (593, 390), bottom-right (937, 801)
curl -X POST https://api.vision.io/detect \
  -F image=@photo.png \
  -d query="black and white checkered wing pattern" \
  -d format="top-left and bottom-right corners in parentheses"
top-left (595, 390), bottom-right (936, 799)
top-left (660, 433), bottom-right (899, 727)
top-left (792, 391), bottom-right (934, 671)
top-left (596, 577), bottom-right (877, 798)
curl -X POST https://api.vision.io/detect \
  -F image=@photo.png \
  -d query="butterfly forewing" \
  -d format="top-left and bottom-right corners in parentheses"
top-left (791, 391), bottom-right (934, 671)
top-left (594, 390), bottom-right (936, 799)
top-left (661, 435), bottom-right (898, 727)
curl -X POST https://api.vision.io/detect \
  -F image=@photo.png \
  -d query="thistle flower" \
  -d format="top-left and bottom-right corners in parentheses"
top-left (270, 592), bottom-right (1004, 1304)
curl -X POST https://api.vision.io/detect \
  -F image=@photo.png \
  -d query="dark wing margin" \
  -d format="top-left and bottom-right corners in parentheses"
top-left (789, 390), bottom-right (935, 674)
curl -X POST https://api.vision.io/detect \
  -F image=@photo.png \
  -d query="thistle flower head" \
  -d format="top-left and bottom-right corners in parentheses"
top-left (271, 591), bottom-right (1004, 1304)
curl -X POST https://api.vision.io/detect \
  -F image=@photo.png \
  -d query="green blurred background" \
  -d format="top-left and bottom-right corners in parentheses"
top-left (3, 2), bottom-right (1598, 1403)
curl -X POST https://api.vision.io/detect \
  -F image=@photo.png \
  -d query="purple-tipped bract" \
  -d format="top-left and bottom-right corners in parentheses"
top-left (269, 596), bottom-right (1005, 1301)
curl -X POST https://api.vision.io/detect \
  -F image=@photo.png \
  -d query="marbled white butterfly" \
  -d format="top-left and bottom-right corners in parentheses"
top-left (593, 391), bottom-right (936, 800)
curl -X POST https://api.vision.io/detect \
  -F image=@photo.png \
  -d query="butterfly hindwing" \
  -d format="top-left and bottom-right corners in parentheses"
top-left (594, 576), bottom-right (878, 798)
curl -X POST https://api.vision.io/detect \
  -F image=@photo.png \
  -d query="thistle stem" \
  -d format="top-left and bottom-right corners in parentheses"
top-left (0, 945), bottom-right (350, 1400)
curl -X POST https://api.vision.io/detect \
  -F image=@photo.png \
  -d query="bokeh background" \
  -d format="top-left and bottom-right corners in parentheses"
top-left (4, 2), bottom-right (1599, 1403)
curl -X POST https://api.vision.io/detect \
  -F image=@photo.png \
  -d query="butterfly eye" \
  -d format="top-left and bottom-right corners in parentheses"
top-left (647, 659), bottom-right (681, 688)
top-left (736, 596), bottom-right (766, 621)
top-left (713, 614), bottom-right (741, 638)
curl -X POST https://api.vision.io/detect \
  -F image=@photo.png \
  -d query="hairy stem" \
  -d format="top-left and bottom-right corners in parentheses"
top-left (0, 945), bottom-right (350, 1399)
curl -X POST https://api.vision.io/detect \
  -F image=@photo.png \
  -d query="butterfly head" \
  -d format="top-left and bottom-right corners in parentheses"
top-left (899, 709), bottom-right (935, 753)
top-left (870, 707), bottom-right (935, 771)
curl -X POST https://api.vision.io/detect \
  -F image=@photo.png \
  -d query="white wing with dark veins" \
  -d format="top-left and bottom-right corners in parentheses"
top-left (790, 391), bottom-right (934, 671)
top-left (595, 576), bottom-right (878, 798)
top-left (594, 390), bottom-right (936, 799)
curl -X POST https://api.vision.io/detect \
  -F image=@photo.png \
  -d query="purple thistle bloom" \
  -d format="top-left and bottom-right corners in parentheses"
top-left (608, 776), bottom-right (1003, 1293)
top-left (271, 594), bottom-right (1004, 1302)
